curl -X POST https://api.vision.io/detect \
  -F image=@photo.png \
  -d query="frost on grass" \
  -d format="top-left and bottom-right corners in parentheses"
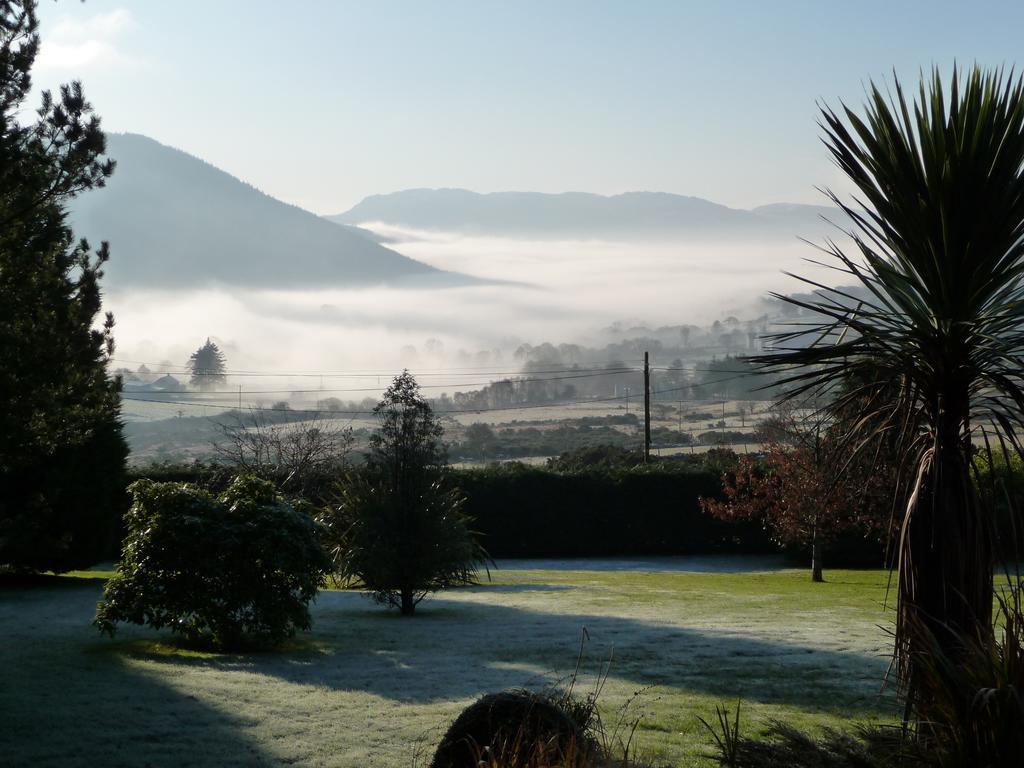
top-left (0, 566), bottom-right (895, 767)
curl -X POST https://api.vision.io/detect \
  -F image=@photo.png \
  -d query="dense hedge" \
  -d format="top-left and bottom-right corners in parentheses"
top-left (454, 463), bottom-right (775, 558)
top-left (114, 460), bottom-right (892, 564)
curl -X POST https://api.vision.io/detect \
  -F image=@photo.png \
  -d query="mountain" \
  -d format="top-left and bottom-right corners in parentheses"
top-left (70, 134), bottom-right (448, 289)
top-left (329, 188), bottom-right (841, 241)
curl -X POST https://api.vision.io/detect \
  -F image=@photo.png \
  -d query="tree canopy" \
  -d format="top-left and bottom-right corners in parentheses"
top-left (0, 0), bottom-right (126, 571)
top-left (96, 476), bottom-right (331, 650)
top-left (322, 371), bottom-right (488, 615)
top-left (757, 66), bottom-right (1024, 722)
top-left (186, 338), bottom-right (228, 390)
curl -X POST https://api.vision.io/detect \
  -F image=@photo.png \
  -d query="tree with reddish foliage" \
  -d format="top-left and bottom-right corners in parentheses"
top-left (702, 413), bottom-right (894, 582)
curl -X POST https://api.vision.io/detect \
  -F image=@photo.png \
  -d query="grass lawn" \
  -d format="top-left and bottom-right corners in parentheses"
top-left (0, 563), bottom-right (898, 767)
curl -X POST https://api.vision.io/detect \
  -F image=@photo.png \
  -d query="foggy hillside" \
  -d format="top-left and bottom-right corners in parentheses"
top-left (69, 134), bottom-right (452, 288)
top-left (329, 188), bottom-right (841, 241)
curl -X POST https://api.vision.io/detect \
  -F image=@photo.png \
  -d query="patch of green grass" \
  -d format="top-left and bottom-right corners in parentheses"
top-left (62, 569), bottom-right (117, 581)
top-left (1, 564), bottom-right (898, 767)
top-left (83, 635), bottom-right (332, 660)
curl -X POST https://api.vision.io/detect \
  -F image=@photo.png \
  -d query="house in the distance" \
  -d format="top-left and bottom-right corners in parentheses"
top-left (123, 374), bottom-right (186, 393)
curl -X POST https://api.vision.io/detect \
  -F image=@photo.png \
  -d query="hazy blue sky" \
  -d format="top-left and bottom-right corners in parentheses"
top-left (31, 1), bottom-right (1024, 214)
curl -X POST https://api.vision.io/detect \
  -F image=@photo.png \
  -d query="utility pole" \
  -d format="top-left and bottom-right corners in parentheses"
top-left (721, 399), bottom-right (726, 444)
top-left (643, 351), bottom-right (651, 463)
top-left (238, 384), bottom-right (242, 411)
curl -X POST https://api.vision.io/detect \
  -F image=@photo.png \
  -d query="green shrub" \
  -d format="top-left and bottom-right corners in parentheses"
top-left (431, 689), bottom-right (597, 768)
top-left (319, 371), bottom-right (489, 615)
top-left (95, 475), bottom-right (331, 649)
top-left (1, 419), bottom-right (127, 573)
top-left (431, 680), bottom-right (666, 768)
top-left (321, 473), bottom-right (488, 614)
top-left (546, 445), bottom-right (645, 471)
top-left (454, 462), bottom-right (775, 558)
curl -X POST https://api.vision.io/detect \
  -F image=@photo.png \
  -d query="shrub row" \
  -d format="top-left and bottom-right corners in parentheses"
top-left (453, 463), bottom-right (775, 558)
top-left (117, 460), bottom-right (892, 564)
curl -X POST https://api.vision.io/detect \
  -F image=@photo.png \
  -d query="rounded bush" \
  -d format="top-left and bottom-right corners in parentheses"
top-left (431, 689), bottom-right (594, 768)
top-left (95, 475), bottom-right (331, 650)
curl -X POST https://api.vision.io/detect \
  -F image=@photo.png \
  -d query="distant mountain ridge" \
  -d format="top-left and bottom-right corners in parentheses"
top-left (70, 134), bottom-right (450, 289)
top-left (329, 188), bottom-right (840, 241)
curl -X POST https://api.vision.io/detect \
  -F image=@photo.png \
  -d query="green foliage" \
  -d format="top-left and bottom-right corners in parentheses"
top-left (322, 472), bottom-right (487, 613)
top-left (755, 66), bottom-right (1024, 713)
top-left (704, 718), bottom-right (903, 768)
top-left (546, 444), bottom-right (646, 471)
top-left (456, 462), bottom-right (774, 558)
top-left (463, 422), bottom-right (497, 460)
top-left (702, 448), bottom-right (740, 476)
top-left (115, 458), bottom-right (782, 561)
top-left (0, 0), bottom-right (127, 572)
top-left (899, 579), bottom-right (1024, 766)
top-left (186, 337), bottom-right (227, 390)
top-left (455, 423), bottom-right (642, 461)
top-left (973, 450), bottom-right (1024, 558)
top-left (369, 370), bottom-right (446, 475)
top-left (95, 476), bottom-right (331, 649)
top-left (322, 371), bottom-right (488, 614)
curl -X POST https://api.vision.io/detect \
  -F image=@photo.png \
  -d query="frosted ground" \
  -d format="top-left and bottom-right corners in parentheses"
top-left (0, 562), bottom-right (897, 767)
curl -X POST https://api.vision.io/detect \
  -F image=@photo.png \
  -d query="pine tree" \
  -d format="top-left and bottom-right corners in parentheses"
top-left (368, 370), bottom-right (447, 494)
top-left (0, 1), bottom-right (127, 571)
top-left (322, 371), bottom-right (488, 615)
top-left (186, 338), bottom-right (228, 390)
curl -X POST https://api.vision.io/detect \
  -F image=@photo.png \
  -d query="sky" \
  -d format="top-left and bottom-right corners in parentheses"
top-left (29, 1), bottom-right (1024, 215)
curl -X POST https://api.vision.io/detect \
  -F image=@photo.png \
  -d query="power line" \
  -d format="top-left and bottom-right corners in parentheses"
top-left (121, 381), bottom-right (718, 417)
top-left (114, 358), bottom-right (773, 379)
top-left (124, 368), bottom-right (638, 396)
top-left (111, 358), bottom-right (644, 378)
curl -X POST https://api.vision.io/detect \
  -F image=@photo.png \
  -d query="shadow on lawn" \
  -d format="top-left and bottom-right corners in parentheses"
top-left (241, 590), bottom-right (897, 718)
top-left (0, 573), bottom-right (105, 590)
top-left (467, 583), bottom-right (575, 593)
top-left (0, 581), bottom-right (277, 767)
top-left (13, 576), bottom-right (896, 733)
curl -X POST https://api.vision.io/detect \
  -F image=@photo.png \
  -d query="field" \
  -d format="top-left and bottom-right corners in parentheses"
top-left (121, 396), bottom-right (773, 466)
top-left (0, 560), bottom-right (898, 767)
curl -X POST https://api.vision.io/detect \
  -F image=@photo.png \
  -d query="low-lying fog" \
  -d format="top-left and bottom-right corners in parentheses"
top-left (106, 224), bottom-right (846, 384)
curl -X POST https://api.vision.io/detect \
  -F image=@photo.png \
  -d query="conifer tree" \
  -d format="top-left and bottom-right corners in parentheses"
top-left (0, 1), bottom-right (127, 571)
top-left (322, 371), bottom-right (488, 615)
top-left (186, 338), bottom-right (228, 390)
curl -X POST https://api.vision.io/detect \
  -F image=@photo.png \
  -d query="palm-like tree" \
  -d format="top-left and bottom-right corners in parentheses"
top-left (758, 67), bottom-right (1024, 718)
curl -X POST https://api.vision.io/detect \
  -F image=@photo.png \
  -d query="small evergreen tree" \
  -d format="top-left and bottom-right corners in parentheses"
top-left (321, 370), bottom-right (488, 615)
top-left (0, 1), bottom-right (127, 572)
top-left (186, 338), bottom-right (227, 390)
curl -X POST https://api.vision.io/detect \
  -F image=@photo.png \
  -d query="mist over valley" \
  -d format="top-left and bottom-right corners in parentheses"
top-left (82, 134), bottom-right (848, 385)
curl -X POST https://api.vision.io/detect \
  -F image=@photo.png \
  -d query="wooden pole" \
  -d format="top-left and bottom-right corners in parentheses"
top-left (644, 351), bottom-right (651, 463)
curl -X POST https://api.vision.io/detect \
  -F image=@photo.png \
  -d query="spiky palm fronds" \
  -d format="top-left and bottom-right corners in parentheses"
top-left (756, 67), bottom-right (1024, 721)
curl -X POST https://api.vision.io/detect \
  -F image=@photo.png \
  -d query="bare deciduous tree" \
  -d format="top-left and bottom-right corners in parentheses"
top-left (213, 407), bottom-right (353, 495)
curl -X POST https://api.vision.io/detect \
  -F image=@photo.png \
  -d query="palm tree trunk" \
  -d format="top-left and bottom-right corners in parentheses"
top-left (898, 396), bottom-right (993, 718)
